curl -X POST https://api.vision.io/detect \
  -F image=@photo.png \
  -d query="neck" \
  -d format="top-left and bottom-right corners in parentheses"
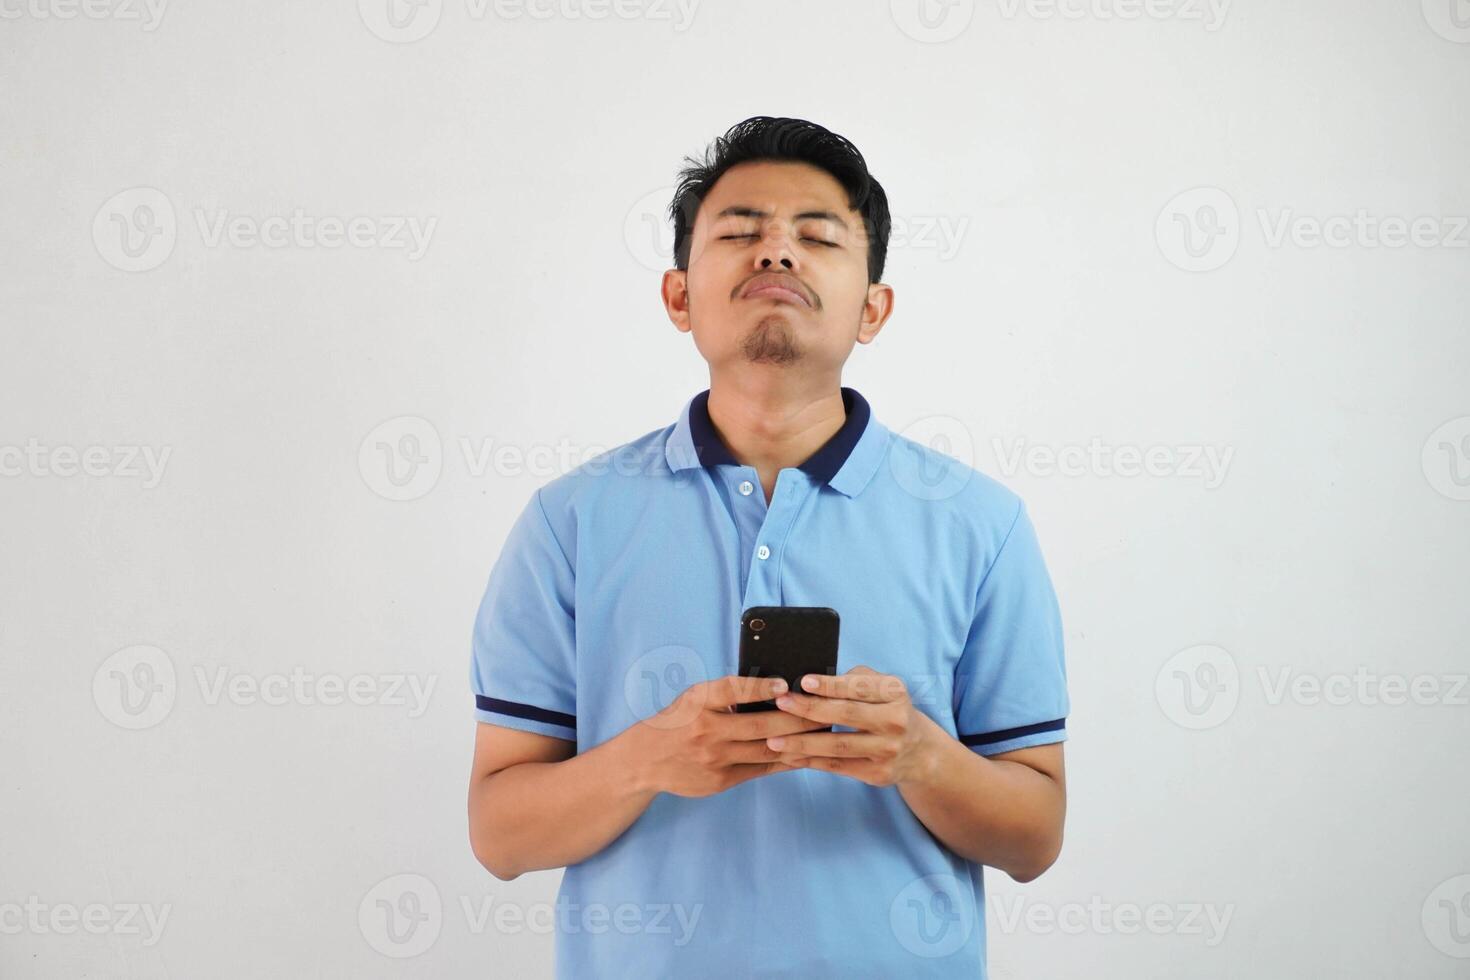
top-left (704, 374), bottom-right (846, 487)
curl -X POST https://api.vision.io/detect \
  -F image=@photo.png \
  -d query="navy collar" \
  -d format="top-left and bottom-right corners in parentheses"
top-left (685, 387), bottom-right (872, 486)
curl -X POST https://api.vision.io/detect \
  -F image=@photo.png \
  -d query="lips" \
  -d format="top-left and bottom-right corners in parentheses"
top-left (740, 274), bottom-right (812, 308)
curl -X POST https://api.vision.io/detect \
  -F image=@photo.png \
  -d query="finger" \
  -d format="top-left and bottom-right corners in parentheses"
top-left (795, 668), bottom-right (905, 703)
top-left (765, 731), bottom-right (891, 759)
top-left (787, 756), bottom-right (888, 784)
top-left (721, 707), bottom-right (835, 742)
top-left (704, 674), bottom-right (789, 710)
top-left (719, 740), bottom-right (788, 765)
top-left (774, 691), bottom-right (883, 729)
top-left (722, 761), bottom-right (800, 788)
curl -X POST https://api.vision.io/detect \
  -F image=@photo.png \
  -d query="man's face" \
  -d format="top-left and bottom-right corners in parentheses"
top-left (663, 160), bottom-right (892, 377)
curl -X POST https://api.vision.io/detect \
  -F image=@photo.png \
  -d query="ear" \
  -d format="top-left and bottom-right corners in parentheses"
top-left (662, 268), bottom-right (693, 334)
top-left (856, 282), bottom-right (894, 345)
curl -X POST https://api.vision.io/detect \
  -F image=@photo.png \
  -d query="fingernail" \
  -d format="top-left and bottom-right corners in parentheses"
top-left (767, 737), bottom-right (785, 749)
top-left (801, 675), bottom-right (818, 690)
top-left (770, 679), bottom-right (787, 694)
top-left (775, 695), bottom-right (792, 708)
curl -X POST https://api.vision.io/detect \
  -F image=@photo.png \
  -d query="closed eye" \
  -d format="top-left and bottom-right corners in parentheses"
top-left (719, 234), bottom-right (838, 247)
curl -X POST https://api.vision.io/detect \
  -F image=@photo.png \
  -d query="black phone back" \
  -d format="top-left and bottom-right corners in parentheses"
top-left (735, 605), bottom-right (840, 714)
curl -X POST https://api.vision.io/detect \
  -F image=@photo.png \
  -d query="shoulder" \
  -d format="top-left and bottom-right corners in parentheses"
top-left (879, 425), bottom-right (1028, 547)
top-left (523, 422), bottom-right (675, 538)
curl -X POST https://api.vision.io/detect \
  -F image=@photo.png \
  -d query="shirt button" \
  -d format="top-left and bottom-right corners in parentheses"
top-left (739, 480), bottom-right (754, 496)
top-left (756, 544), bottom-right (771, 560)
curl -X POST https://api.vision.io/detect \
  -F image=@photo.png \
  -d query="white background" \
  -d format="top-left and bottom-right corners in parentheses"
top-left (4, 0), bottom-right (1469, 976)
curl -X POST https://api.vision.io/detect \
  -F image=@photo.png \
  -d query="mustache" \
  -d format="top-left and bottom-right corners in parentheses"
top-left (734, 272), bottom-right (819, 309)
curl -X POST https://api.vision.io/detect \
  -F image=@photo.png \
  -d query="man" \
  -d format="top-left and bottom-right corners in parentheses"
top-left (467, 116), bottom-right (1069, 978)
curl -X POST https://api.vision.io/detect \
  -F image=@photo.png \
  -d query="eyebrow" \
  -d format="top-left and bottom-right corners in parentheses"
top-left (714, 206), bottom-right (849, 228)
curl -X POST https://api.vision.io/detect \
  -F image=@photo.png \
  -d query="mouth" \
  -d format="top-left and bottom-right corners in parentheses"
top-left (740, 276), bottom-right (812, 308)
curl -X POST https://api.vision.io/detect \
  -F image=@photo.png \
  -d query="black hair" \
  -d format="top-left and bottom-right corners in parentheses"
top-left (668, 116), bottom-right (891, 284)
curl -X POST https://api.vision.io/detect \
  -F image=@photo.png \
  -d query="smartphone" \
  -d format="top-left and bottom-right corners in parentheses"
top-left (735, 605), bottom-right (840, 730)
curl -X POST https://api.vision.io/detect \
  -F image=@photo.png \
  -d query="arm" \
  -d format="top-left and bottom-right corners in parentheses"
top-left (915, 497), bottom-right (1069, 881)
top-left (467, 723), bottom-right (656, 881)
top-left (896, 719), bottom-right (1065, 882)
top-left (469, 675), bottom-right (818, 881)
top-left (766, 668), bottom-right (1066, 883)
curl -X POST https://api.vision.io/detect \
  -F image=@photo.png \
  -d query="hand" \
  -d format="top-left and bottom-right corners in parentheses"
top-left (764, 665), bottom-right (940, 787)
top-left (629, 674), bottom-right (834, 799)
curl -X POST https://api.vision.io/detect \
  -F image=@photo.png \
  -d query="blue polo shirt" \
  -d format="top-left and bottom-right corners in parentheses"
top-left (470, 386), bottom-right (1069, 979)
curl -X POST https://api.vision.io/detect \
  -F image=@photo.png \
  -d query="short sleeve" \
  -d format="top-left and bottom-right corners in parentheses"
top-left (469, 488), bottom-right (577, 742)
top-left (953, 500), bottom-right (1069, 756)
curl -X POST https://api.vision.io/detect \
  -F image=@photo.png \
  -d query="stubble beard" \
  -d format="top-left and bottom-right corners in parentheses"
top-left (740, 313), bottom-right (802, 365)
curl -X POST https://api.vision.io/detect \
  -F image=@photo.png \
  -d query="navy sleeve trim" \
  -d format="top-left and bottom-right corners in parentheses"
top-left (476, 696), bottom-right (576, 731)
top-left (959, 718), bottom-right (1065, 747)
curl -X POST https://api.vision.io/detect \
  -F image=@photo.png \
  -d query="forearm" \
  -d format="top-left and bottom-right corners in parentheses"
top-left (897, 715), bottom-right (1065, 882)
top-left (470, 726), bottom-right (657, 880)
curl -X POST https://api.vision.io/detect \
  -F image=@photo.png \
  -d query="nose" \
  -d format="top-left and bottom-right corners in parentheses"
top-left (752, 221), bottom-right (799, 273)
